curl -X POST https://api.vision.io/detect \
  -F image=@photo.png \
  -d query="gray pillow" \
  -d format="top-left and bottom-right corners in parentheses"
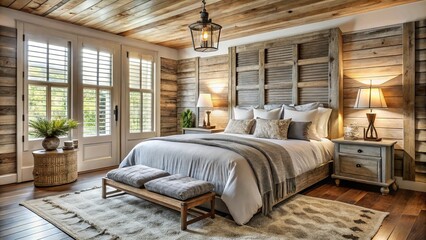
top-left (283, 102), bottom-right (323, 111)
top-left (106, 165), bottom-right (170, 188)
top-left (287, 121), bottom-right (312, 141)
top-left (144, 174), bottom-right (214, 200)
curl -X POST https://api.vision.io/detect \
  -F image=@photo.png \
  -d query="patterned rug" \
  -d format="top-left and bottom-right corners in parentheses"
top-left (21, 187), bottom-right (388, 240)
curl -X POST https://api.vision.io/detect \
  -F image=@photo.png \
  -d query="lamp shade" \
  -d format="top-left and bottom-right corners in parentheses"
top-left (354, 87), bottom-right (387, 109)
top-left (196, 94), bottom-right (213, 108)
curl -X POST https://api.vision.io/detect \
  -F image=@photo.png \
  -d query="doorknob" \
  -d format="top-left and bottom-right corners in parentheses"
top-left (114, 105), bottom-right (119, 122)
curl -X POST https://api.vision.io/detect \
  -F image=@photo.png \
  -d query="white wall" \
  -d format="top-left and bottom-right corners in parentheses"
top-left (0, 7), bottom-right (178, 60)
top-left (179, 0), bottom-right (426, 59)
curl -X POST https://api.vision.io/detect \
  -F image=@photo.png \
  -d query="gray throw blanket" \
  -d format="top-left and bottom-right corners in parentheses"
top-left (147, 134), bottom-right (296, 215)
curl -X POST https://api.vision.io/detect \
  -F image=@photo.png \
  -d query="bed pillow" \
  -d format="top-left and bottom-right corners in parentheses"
top-left (283, 102), bottom-right (323, 111)
top-left (253, 118), bottom-right (292, 140)
top-left (283, 109), bottom-right (320, 140)
top-left (287, 121), bottom-right (312, 141)
top-left (224, 119), bottom-right (255, 134)
top-left (264, 104), bottom-right (283, 111)
top-left (253, 108), bottom-right (282, 120)
top-left (316, 107), bottom-right (333, 138)
top-left (233, 107), bottom-right (254, 120)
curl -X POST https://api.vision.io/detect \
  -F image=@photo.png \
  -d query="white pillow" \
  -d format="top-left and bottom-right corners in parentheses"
top-left (253, 108), bottom-right (282, 120)
top-left (233, 107), bottom-right (254, 120)
top-left (316, 107), bottom-right (332, 138)
top-left (284, 109), bottom-right (320, 140)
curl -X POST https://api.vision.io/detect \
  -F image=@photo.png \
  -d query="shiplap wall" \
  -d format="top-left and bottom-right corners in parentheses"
top-left (415, 20), bottom-right (426, 182)
top-left (342, 25), bottom-right (405, 177)
top-left (177, 55), bottom-right (229, 132)
top-left (0, 26), bottom-right (17, 176)
top-left (160, 58), bottom-right (178, 136)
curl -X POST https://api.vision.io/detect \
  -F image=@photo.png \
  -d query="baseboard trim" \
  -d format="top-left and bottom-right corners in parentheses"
top-left (395, 177), bottom-right (426, 192)
top-left (0, 173), bottom-right (17, 185)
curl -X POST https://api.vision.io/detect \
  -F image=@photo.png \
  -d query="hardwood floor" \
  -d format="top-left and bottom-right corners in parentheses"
top-left (0, 169), bottom-right (425, 240)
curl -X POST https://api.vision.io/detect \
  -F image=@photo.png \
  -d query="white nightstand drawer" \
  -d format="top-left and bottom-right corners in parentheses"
top-left (340, 155), bottom-right (379, 181)
top-left (339, 144), bottom-right (381, 157)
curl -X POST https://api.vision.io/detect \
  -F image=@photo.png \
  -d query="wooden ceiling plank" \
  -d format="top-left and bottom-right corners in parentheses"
top-left (45, 0), bottom-right (86, 18)
top-left (74, 0), bottom-right (135, 25)
top-left (64, 0), bottom-right (118, 23)
top-left (88, 0), bottom-right (170, 29)
top-left (129, 0), bottom-right (337, 44)
top-left (20, 0), bottom-right (49, 13)
top-left (8, 0), bottom-right (32, 9)
top-left (0, 0), bottom-right (17, 7)
top-left (54, 0), bottom-right (104, 20)
top-left (118, 0), bottom-right (288, 36)
top-left (96, 0), bottom-right (201, 33)
top-left (29, 0), bottom-right (64, 15)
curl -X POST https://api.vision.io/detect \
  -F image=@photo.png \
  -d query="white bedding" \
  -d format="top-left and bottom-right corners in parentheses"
top-left (120, 133), bottom-right (333, 225)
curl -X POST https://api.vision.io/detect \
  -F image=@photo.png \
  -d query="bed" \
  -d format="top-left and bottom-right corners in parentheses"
top-left (119, 132), bottom-right (334, 225)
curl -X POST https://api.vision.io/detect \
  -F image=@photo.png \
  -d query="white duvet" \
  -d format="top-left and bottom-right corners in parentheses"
top-left (120, 133), bottom-right (333, 225)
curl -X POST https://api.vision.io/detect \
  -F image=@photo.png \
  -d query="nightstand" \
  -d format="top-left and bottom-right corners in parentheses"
top-left (182, 128), bottom-right (224, 134)
top-left (331, 138), bottom-right (397, 195)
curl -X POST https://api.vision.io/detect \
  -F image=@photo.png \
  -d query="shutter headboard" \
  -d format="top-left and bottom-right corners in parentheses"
top-left (229, 28), bottom-right (343, 139)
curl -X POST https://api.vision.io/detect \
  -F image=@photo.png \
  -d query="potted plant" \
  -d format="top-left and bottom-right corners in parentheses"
top-left (29, 118), bottom-right (78, 151)
top-left (181, 109), bottom-right (194, 128)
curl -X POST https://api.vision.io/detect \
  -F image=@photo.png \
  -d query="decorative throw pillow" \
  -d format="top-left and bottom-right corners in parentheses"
top-left (233, 107), bottom-right (255, 120)
top-left (253, 108), bottom-right (282, 120)
top-left (264, 104), bottom-right (283, 111)
top-left (253, 118), bottom-right (292, 140)
top-left (224, 119), bottom-right (255, 134)
top-left (287, 121), bottom-right (312, 141)
top-left (316, 107), bottom-right (333, 138)
top-left (283, 109), bottom-right (320, 140)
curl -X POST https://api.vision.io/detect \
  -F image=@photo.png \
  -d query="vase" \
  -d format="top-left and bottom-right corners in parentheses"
top-left (42, 136), bottom-right (60, 151)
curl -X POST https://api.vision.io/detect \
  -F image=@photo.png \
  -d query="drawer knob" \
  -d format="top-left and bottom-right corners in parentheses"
top-left (357, 149), bottom-right (363, 153)
top-left (356, 164), bottom-right (362, 168)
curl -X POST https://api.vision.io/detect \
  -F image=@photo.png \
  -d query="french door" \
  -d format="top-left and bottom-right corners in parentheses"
top-left (77, 38), bottom-right (120, 171)
top-left (121, 46), bottom-right (157, 159)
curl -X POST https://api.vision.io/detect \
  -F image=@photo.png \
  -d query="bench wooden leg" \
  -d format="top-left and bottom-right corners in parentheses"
top-left (210, 196), bottom-right (215, 219)
top-left (181, 203), bottom-right (188, 230)
top-left (102, 178), bottom-right (106, 199)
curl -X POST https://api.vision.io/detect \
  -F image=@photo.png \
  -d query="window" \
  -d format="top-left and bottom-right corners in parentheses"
top-left (128, 53), bottom-right (154, 133)
top-left (26, 39), bottom-right (70, 140)
top-left (82, 48), bottom-right (113, 137)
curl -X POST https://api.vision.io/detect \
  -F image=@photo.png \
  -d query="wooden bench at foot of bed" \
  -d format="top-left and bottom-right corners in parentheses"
top-left (102, 178), bottom-right (215, 230)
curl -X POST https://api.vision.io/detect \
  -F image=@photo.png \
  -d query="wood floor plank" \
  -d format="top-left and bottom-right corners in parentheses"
top-left (407, 210), bottom-right (426, 240)
top-left (0, 169), bottom-right (424, 240)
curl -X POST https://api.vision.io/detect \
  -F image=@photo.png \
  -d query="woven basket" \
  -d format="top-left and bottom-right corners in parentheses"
top-left (32, 149), bottom-right (78, 187)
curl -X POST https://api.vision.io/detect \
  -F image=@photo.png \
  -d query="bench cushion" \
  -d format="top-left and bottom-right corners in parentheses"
top-left (106, 165), bottom-right (169, 188)
top-left (144, 174), bottom-right (214, 200)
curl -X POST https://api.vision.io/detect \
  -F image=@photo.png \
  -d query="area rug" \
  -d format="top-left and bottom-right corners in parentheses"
top-left (21, 187), bottom-right (388, 240)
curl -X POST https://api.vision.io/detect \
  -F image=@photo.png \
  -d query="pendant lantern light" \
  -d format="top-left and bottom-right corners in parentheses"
top-left (188, 0), bottom-right (222, 52)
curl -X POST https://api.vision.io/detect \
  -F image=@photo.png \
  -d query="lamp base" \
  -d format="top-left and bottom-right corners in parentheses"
top-left (363, 112), bottom-right (381, 141)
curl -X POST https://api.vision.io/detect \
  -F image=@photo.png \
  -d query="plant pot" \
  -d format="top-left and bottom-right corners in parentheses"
top-left (42, 137), bottom-right (60, 151)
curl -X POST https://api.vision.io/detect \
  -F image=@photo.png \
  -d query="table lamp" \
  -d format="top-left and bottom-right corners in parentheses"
top-left (196, 93), bottom-right (215, 129)
top-left (354, 81), bottom-right (387, 141)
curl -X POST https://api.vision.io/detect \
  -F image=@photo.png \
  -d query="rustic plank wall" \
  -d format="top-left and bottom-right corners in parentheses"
top-left (342, 25), bottom-right (405, 177)
top-left (198, 55), bottom-right (229, 128)
top-left (160, 58), bottom-right (178, 136)
top-left (0, 26), bottom-right (17, 176)
top-left (177, 55), bottom-right (229, 132)
top-left (415, 20), bottom-right (426, 182)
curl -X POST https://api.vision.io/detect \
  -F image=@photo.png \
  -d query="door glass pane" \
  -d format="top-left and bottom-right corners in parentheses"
top-left (141, 57), bottom-right (152, 90)
top-left (99, 89), bottom-right (111, 136)
top-left (142, 92), bottom-right (152, 132)
top-left (129, 58), bottom-right (141, 89)
top-left (28, 84), bottom-right (47, 140)
top-left (51, 87), bottom-right (68, 118)
top-left (129, 91), bottom-right (141, 133)
top-left (83, 88), bottom-right (97, 136)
